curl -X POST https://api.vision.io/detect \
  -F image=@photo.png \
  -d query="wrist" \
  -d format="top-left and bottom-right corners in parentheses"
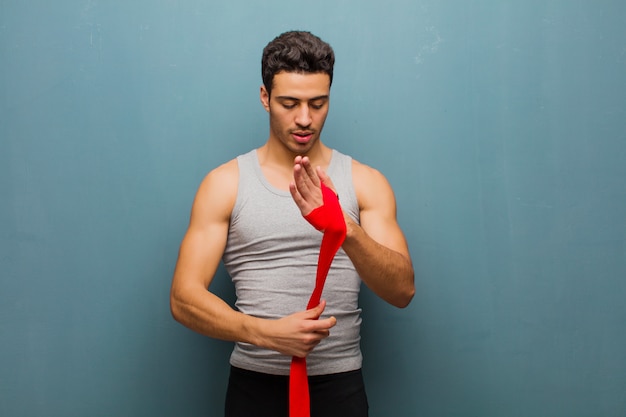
top-left (342, 215), bottom-right (362, 246)
top-left (241, 314), bottom-right (264, 347)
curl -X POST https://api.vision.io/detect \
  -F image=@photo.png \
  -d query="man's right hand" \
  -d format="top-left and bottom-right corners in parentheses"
top-left (257, 300), bottom-right (337, 358)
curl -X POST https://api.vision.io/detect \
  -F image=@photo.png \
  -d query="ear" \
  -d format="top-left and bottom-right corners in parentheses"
top-left (260, 85), bottom-right (270, 112)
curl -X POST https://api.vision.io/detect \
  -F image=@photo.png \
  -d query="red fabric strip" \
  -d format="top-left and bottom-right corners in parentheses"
top-left (289, 183), bottom-right (347, 417)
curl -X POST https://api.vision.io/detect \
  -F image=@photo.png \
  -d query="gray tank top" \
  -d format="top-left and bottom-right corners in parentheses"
top-left (223, 149), bottom-right (363, 376)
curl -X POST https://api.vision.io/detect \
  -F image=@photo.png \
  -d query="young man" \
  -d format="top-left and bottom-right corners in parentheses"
top-left (170, 31), bottom-right (415, 417)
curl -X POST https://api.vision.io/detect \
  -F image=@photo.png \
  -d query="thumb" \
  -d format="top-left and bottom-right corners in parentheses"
top-left (306, 299), bottom-right (327, 319)
top-left (316, 167), bottom-right (338, 196)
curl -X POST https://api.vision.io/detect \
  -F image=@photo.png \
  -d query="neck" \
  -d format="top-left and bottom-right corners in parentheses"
top-left (255, 140), bottom-right (332, 191)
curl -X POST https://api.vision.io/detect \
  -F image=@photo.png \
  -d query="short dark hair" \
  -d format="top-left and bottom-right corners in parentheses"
top-left (261, 31), bottom-right (335, 96)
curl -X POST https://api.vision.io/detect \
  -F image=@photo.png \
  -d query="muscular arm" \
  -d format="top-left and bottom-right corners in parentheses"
top-left (343, 161), bottom-right (415, 308)
top-left (291, 157), bottom-right (415, 308)
top-left (170, 159), bottom-right (336, 358)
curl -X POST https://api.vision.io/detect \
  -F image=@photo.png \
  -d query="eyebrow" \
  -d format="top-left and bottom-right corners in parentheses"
top-left (275, 95), bottom-right (330, 101)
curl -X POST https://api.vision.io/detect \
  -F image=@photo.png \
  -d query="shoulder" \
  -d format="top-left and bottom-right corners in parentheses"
top-left (192, 158), bottom-right (239, 223)
top-left (200, 158), bottom-right (239, 196)
top-left (205, 158), bottom-right (239, 186)
top-left (350, 158), bottom-right (386, 181)
top-left (350, 158), bottom-right (396, 210)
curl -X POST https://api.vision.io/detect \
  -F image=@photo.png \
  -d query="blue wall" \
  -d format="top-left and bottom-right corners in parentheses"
top-left (1, 1), bottom-right (625, 416)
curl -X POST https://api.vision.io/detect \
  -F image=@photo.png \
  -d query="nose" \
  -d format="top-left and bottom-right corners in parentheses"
top-left (295, 104), bottom-right (312, 127)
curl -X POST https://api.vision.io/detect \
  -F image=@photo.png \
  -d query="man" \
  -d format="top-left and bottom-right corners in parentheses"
top-left (170, 31), bottom-right (415, 417)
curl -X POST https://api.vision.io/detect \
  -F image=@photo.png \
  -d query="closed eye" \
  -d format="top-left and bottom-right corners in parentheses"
top-left (310, 99), bottom-right (327, 110)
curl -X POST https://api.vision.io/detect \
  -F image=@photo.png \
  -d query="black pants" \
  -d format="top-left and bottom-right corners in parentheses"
top-left (225, 366), bottom-right (369, 417)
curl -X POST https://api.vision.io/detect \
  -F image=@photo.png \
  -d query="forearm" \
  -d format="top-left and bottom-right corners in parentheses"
top-left (170, 285), bottom-right (263, 345)
top-left (342, 218), bottom-right (415, 308)
top-left (170, 284), bottom-right (336, 357)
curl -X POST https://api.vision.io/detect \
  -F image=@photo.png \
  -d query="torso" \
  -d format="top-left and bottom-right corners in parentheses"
top-left (222, 148), bottom-right (363, 376)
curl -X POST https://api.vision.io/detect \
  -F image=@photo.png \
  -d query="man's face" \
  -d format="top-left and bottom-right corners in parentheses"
top-left (260, 71), bottom-right (331, 155)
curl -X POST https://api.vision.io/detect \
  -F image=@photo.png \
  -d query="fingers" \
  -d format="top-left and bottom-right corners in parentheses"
top-left (294, 311), bottom-right (336, 358)
top-left (316, 165), bottom-right (336, 191)
top-left (292, 156), bottom-right (319, 198)
top-left (292, 156), bottom-right (340, 200)
top-left (304, 301), bottom-right (337, 336)
top-left (288, 181), bottom-right (306, 210)
top-left (316, 316), bottom-right (337, 333)
top-left (300, 157), bottom-right (320, 187)
top-left (302, 300), bottom-right (336, 326)
top-left (306, 299), bottom-right (326, 319)
top-left (294, 156), bottom-right (319, 184)
top-left (270, 301), bottom-right (337, 358)
top-left (290, 156), bottom-right (324, 216)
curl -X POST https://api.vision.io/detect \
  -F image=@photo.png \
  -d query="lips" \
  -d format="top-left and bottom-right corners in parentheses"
top-left (292, 131), bottom-right (314, 143)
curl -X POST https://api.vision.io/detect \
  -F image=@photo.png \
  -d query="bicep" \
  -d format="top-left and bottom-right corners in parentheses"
top-left (174, 220), bottom-right (229, 290)
top-left (172, 164), bottom-right (237, 291)
top-left (355, 165), bottom-right (411, 257)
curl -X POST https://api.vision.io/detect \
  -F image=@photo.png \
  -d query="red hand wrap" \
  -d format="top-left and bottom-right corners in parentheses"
top-left (289, 183), bottom-right (347, 417)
